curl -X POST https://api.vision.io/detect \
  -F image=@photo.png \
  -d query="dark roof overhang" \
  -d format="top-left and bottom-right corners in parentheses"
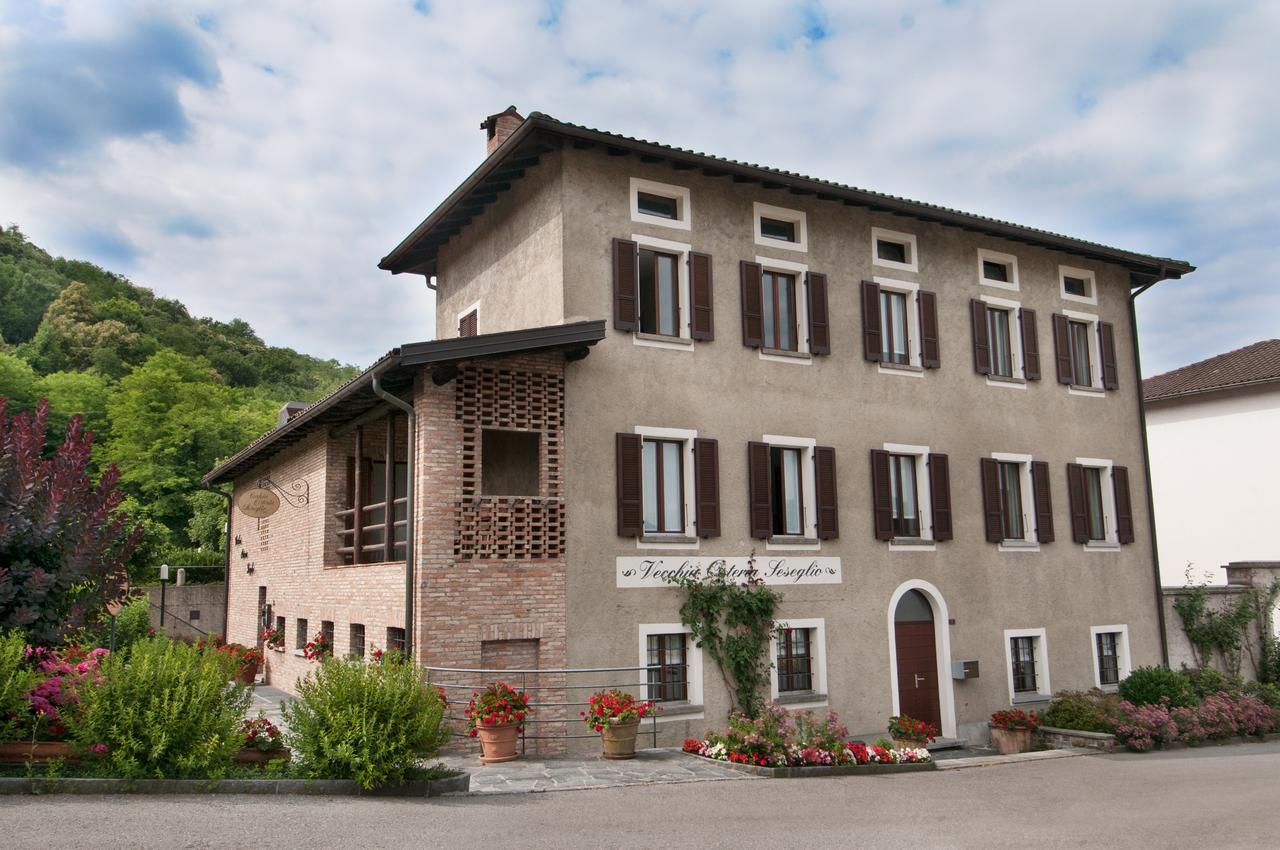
top-left (378, 113), bottom-right (1196, 283)
top-left (203, 320), bottom-right (606, 486)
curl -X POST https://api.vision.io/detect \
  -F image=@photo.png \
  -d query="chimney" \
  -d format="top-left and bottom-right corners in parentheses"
top-left (278, 402), bottom-right (308, 427)
top-left (481, 105), bottom-right (524, 156)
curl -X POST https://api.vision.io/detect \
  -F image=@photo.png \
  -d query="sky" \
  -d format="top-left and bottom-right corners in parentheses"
top-left (1, 0), bottom-right (1276, 376)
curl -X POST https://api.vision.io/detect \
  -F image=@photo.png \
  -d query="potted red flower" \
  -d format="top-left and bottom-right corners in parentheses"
top-left (302, 630), bottom-right (332, 662)
top-left (581, 689), bottom-right (657, 760)
top-left (464, 681), bottom-right (531, 764)
top-left (217, 643), bottom-right (263, 685)
top-left (887, 714), bottom-right (938, 750)
top-left (989, 708), bottom-right (1040, 754)
top-left (261, 626), bottom-right (285, 652)
top-left (234, 712), bottom-right (290, 764)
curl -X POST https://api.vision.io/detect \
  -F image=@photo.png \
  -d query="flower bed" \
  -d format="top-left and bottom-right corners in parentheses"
top-left (1113, 691), bottom-right (1275, 751)
top-left (680, 703), bottom-right (933, 777)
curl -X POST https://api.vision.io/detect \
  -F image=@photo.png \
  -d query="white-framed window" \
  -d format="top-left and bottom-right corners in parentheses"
top-left (1059, 265), bottom-right (1097, 306)
top-left (633, 425), bottom-right (698, 549)
top-left (756, 255), bottom-right (812, 364)
top-left (978, 248), bottom-right (1020, 291)
top-left (1003, 627), bottom-right (1050, 702)
top-left (631, 233), bottom-right (694, 351)
top-left (769, 617), bottom-right (828, 707)
top-left (990, 452), bottom-right (1039, 551)
top-left (1076, 456), bottom-right (1120, 550)
top-left (979, 293), bottom-right (1026, 389)
top-left (871, 227), bottom-right (918, 273)
top-left (630, 177), bottom-right (691, 231)
top-left (884, 442), bottom-right (935, 550)
top-left (638, 623), bottom-right (703, 719)
top-left (1064, 308), bottom-right (1105, 395)
top-left (456, 301), bottom-right (480, 338)
top-left (753, 202), bottom-right (808, 253)
top-left (763, 434), bottom-right (818, 550)
top-left (874, 276), bottom-right (924, 377)
top-left (1090, 624), bottom-right (1131, 690)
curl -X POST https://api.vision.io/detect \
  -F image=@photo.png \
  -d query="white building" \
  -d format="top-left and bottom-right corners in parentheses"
top-left (1145, 339), bottom-right (1280, 586)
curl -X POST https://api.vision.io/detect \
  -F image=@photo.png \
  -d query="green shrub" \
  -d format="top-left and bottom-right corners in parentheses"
top-left (73, 636), bottom-right (250, 778)
top-left (1184, 666), bottom-right (1242, 700)
top-left (283, 654), bottom-right (450, 790)
top-left (1117, 666), bottom-right (1196, 708)
top-left (0, 632), bottom-right (39, 740)
top-left (1242, 680), bottom-right (1280, 721)
top-left (1042, 689), bottom-right (1119, 733)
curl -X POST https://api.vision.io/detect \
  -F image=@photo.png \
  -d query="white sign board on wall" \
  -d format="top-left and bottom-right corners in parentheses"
top-left (616, 556), bottom-right (841, 589)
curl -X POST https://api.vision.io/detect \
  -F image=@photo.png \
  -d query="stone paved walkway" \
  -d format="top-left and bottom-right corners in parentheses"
top-left (248, 684), bottom-right (292, 730)
top-left (440, 748), bottom-right (753, 794)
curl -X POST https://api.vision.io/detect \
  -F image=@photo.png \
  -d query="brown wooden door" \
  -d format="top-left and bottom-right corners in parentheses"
top-left (895, 620), bottom-right (941, 729)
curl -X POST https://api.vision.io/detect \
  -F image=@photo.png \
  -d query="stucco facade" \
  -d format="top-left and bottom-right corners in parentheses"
top-left (215, 111), bottom-right (1190, 748)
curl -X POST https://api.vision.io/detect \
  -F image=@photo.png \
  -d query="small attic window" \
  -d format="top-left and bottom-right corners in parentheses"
top-left (630, 178), bottom-right (691, 230)
top-left (871, 227), bottom-right (919, 272)
top-left (481, 430), bottom-right (541, 496)
top-left (637, 192), bottom-right (678, 220)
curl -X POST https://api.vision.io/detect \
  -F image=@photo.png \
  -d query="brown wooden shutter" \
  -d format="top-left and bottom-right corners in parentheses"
top-left (1113, 465), bottom-right (1134, 543)
top-left (814, 446), bottom-right (838, 540)
top-left (693, 438), bottom-right (721, 538)
top-left (747, 441), bottom-right (773, 539)
top-left (689, 252), bottom-right (715, 341)
top-left (1066, 463), bottom-right (1089, 543)
top-left (740, 261), bottom-right (764, 348)
top-left (1019, 307), bottom-right (1040, 380)
top-left (979, 458), bottom-right (1003, 543)
top-left (1098, 322), bottom-right (1119, 390)
top-left (861, 281), bottom-right (882, 362)
top-left (615, 433), bottom-right (643, 537)
top-left (458, 311), bottom-right (478, 337)
top-left (806, 272), bottom-right (830, 355)
top-left (1031, 461), bottom-right (1054, 543)
top-left (929, 453), bottom-right (953, 541)
top-left (869, 449), bottom-right (893, 541)
top-left (1052, 313), bottom-right (1073, 384)
top-left (919, 290), bottom-right (940, 369)
top-left (612, 238), bottom-right (638, 332)
top-left (970, 299), bottom-right (991, 375)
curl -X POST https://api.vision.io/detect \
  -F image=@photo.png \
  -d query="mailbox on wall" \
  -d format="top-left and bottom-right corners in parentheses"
top-left (952, 659), bottom-right (980, 680)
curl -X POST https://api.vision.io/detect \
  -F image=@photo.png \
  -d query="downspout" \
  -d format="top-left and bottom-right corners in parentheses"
top-left (201, 484), bottom-right (234, 642)
top-left (1130, 270), bottom-right (1172, 666)
top-left (371, 369), bottom-right (416, 660)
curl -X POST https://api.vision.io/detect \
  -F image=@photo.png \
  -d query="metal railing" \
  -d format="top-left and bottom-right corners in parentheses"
top-left (425, 664), bottom-right (689, 755)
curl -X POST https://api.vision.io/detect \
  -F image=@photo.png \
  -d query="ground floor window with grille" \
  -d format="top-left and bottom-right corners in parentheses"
top-left (776, 628), bottom-right (813, 693)
top-left (320, 620), bottom-right (334, 651)
top-left (349, 623), bottom-right (365, 659)
top-left (1096, 631), bottom-right (1120, 686)
top-left (646, 633), bottom-right (688, 702)
top-left (1011, 635), bottom-right (1037, 693)
top-left (295, 618), bottom-right (308, 650)
top-left (386, 626), bottom-right (406, 653)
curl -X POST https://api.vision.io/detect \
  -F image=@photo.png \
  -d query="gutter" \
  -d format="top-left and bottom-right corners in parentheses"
top-left (371, 368), bottom-right (416, 660)
top-left (1129, 268), bottom-right (1176, 666)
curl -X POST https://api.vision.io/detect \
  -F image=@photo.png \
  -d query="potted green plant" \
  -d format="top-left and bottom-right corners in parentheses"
top-left (887, 714), bottom-right (938, 750)
top-left (233, 712), bottom-right (290, 764)
top-left (581, 689), bottom-right (657, 760)
top-left (465, 681), bottom-right (531, 764)
top-left (990, 708), bottom-right (1040, 754)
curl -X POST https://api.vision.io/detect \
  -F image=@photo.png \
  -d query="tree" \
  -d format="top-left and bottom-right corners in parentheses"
top-left (31, 370), bottom-right (112, 443)
top-left (0, 399), bottom-right (143, 644)
top-left (186, 489), bottom-right (229, 553)
top-left (0, 351), bottom-right (36, 409)
top-left (102, 349), bottom-right (274, 537)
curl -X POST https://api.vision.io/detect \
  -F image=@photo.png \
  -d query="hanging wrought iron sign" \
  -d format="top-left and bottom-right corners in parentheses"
top-left (236, 476), bottom-right (309, 518)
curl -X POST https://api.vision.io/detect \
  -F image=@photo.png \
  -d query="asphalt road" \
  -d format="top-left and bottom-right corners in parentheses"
top-left (3, 743), bottom-right (1278, 849)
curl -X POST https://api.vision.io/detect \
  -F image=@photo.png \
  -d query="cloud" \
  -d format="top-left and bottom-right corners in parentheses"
top-left (0, 14), bottom-right (219, 170)
top-left (0, 0), bottom-right (1274, 378)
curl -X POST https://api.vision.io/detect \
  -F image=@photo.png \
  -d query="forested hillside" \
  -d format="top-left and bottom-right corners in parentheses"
top-left (0, 225), bottom-right (357, 573)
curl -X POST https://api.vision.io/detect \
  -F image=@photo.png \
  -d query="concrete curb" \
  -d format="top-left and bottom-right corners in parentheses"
top-left (687, 753), bottom-right (936, 778)
top-left (934, 747), bottom-right (1096, 770)
top-left (0, 771), bottom-right (470, 797)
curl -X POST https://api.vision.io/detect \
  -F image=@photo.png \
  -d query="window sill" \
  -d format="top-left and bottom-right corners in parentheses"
top-left (1085, 541), bottom-right (1121, 552)
top-left (766, 536), bottom-right (820, 552)
top-left (268, 646), bottom-right (285, 654)
top-left (1068, 384), bottom-right (1106, 398)
top-left (889, 537), bottom-right (935, 551)
top-left (998, 540), bottom-right (1040, 553)
top-left (986, 374), bottom-right (1027, 390)
top-left (632, 212), bottom-right (690, 232)
top-left (634, 332), bottom-right (693, 347)
top-left (760, 347), bottom-right (811, 360)
top-left (292, 649), bottom-right (306, 658)
top-left (878, 361), bottom-right (924, 378)
top-left (1010, 693), bottom-right (1051, 706)
top-left (640, 534), bottom-right (698, 544)
top-left (776, 691), bottom-right (828, 707)
top-left (1098, 684), bottom-right (1120, 694)
top-left (980, 278), bottom-right (1019, 292)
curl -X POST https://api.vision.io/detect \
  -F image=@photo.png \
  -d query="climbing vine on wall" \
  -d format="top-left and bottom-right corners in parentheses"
top-left (670, 554), bottom-right (781, 718)
top-left (1173, 571), bottom-right (1280, 681)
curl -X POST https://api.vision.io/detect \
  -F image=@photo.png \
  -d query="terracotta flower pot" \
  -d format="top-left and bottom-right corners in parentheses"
top-left (237, 659), bottom-right (260, 686)
top-left (990, 727), bottom-right (1032, 755)
top-left (233, 746), bottom-right (291, 764)
top-left (600, 718), bottom-right (642, 760)
top-left (0, 741), bottom-right (76, 764)
top-left (477, 722), bottom-right (521, 764)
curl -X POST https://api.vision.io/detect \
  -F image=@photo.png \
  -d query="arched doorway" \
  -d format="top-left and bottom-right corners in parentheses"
top-left (893, 590), bottom-right (942, 730)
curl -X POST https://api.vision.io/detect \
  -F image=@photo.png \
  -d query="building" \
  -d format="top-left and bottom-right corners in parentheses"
top-left (1145, 340), bottom-right (1280, 587)
top-left (206, 108), bottom-right (1194, 745)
